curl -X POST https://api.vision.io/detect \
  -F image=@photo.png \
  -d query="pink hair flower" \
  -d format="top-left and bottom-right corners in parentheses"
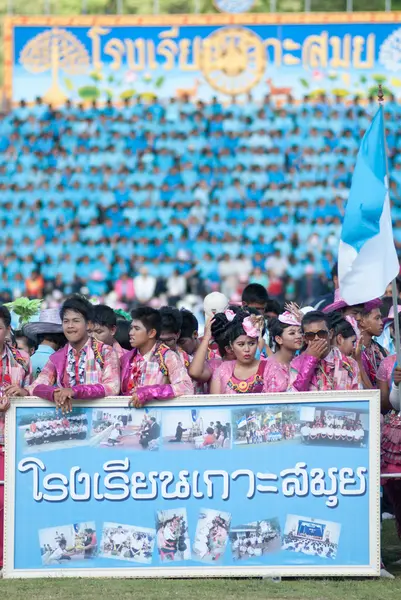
top-left (242, 316), bottom-right (260, 338)
top-left (224, 309), bottom-right (236, 322)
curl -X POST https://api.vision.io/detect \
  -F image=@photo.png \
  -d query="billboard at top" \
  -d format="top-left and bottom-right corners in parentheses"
top-left (4, 13), bottom-right (401, 104)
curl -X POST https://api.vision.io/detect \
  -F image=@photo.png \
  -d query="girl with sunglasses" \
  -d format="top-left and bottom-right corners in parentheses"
top-left (288, 310), bottom-right (360, 392)
top-left (262, 312), bottom-right (303, 392)
top-left (210, 310), bottom-right (266, 395)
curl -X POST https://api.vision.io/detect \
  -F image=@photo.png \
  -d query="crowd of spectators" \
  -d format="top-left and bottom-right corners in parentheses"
top-left (1, 92), bottom-right (401, 308)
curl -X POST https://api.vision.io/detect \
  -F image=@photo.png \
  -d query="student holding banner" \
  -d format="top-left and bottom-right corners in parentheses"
top-left (10, 296), bottom-right (121, 413)
top-left (0, 305), bottom-right (33, 574)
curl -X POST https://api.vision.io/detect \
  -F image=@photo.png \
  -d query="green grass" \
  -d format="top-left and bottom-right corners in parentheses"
top-left (1, 521), bottom-right (401, 600)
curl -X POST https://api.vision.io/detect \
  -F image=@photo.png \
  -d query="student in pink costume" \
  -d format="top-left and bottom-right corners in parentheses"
top-left (189, 309), bottom-right (238, 388)
top-left (377, 344), bottom-right (401, 547)
top-left (263, 312), bottom-right (303, 392)
top-left (289, 310), bottom-right (360, 392)
top-left (358, 300), bottom-right (387, 387)
top-left (120, 307), bottom-right (193, 407)
top-left (210, 310), bottom-right (266, 395)
top-left (92, 304), bottom-right (128, 359)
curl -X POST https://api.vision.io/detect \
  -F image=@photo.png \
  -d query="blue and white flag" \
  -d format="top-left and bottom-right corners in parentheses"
top-left (339, 105), bottom-right (399, 305)
top-left (191, 409), bottom-right (198, 423)
top-left (236, 416), bottom-right (247, 428)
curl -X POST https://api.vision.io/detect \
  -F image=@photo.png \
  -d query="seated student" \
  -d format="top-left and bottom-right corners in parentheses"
top-left (92, 304), bottom-right (127, 359)
top-left (13, 295), bottom-right (120, 411)
top-left (288, 310), bottom-right (360, 392)
top-left (121, 307), bottom-right (194, 406)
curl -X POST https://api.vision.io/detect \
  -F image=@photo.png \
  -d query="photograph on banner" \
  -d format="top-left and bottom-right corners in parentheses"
top-left (230, 518), bottom-right (281, 561)
top-left (192, 509), bottom-right (231, 563)
top-left (100, 522), bottom-right (156, 564)
top-left (19, 408), bottom-right (90, 453)
top-left (156, 508), bottom-right (191, 562)
top-left (161, 408), bottom-right (231, 450)
top-left (91, 408), bottom-right (161, 450)
top-left (232, 405), bottom-right (299, 447)
top-left (282, 514), bottom-right (341, 560)
top-left (39, 521), bottom-right (97, 565)
top-left (299, 405), bottom-right (368, 448)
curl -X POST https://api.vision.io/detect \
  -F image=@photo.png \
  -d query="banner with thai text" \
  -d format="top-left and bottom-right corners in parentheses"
top-left (4, 392), bottom-right (380, 578)
top-left (4, 14), bottom-right (401, 104)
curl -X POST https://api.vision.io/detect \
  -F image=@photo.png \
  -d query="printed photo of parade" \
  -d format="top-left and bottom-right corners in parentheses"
top-left (18, 408), bottom-right (90, 453)
top-left (232, 405), bottom-right (300, 448)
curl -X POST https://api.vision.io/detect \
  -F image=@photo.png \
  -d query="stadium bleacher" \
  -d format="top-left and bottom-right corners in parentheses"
top-left (1, 93), bottom-right (401, 306)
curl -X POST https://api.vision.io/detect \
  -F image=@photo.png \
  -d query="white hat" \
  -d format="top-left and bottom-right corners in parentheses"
top-left (203, 292), bottom-right (229, 319)
top-left (23, 308), bottom-right (63, 344)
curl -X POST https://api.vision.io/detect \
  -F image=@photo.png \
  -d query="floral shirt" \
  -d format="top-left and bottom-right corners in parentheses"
top-left (289, 348), bottom-right (360, 392)
top-left (29, 338), bottom-right (120, 401)
top-left (0, 344), bottom-right (32, 445)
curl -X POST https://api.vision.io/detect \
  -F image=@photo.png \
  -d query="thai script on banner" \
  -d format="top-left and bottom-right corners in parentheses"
top-left (19, 457), bottom-right (367, 508)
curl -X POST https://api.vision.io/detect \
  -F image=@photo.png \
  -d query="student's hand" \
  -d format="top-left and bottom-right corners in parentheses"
top-left (0, 396), bottom-right (10, 412)
top-left (394, 366), bottom-right (401, 385)
top-left (54, 388), bottom-right (73, 414)
top-left (203, 316), bottom-right (214, 342)
top-left (306, 339), bottom-right (329, 359)
top-left (4, 385), bottom-right (29, 397)
top-left (353, 338), bottom-right (364, 362)
top-left (129, 392), bottom-right (144, 409)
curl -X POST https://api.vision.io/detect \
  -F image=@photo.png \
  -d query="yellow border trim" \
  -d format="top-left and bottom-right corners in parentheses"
top-left (5, 12), bottom-right (401, 103)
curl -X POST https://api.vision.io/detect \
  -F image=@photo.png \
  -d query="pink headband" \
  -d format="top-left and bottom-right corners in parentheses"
top-left (242, 316), bottom-right (260, 338)
top-left (278, 311), bottom-right (301, 327)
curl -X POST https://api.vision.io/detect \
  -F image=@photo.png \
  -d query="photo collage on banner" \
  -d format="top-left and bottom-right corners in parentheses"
top-left (13, 400), bottom-right (372, 571)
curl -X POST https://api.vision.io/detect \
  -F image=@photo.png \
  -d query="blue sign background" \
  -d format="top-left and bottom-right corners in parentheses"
top-left (10, 399), bottom-right (373, 572)
top-left (9, 19), bottom-right (401, 101)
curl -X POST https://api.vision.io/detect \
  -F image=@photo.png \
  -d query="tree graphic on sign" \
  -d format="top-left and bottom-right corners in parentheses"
top-left (19, 28), bottom-right (90, 105)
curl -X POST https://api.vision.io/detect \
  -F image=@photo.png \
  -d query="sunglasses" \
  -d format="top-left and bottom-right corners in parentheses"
top-left (304, 330), bottom-right (329, 342)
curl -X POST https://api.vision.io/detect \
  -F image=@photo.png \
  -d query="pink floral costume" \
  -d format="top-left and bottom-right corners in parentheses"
top-left (262, 356), bottom-right (291, 393)
top-left (377, 355), bottom-right (401, 476)
top-left (211, 360), bottom-right (267, 395)
top-left (362, 341), bottom-right (387, 387)
top-left (288, 347), bottom-right (360, 392)
top-left (377, 354), bottom-right (401, 538)
top-left (0, 345), bottom-right (32, 569)
top-left (120, 342), bottom-right (193, 405)
top-left (29, 338), bottom-right (120, 400)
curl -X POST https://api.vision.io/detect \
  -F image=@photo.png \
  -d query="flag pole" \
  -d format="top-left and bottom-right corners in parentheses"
top-left (378, 84), bottom-right (401, 386)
